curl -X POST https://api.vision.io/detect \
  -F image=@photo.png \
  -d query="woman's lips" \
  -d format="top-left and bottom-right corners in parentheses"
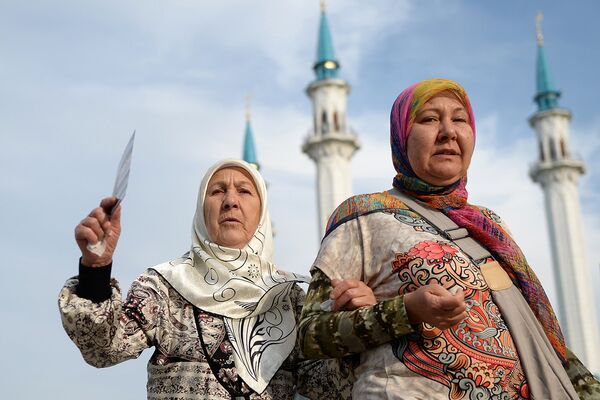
top-left (220, 216), bottom-right (241, 224)
top-left (434, 149), bottom-right (460, 155)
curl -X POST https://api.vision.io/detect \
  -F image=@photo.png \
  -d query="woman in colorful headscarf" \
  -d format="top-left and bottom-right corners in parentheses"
top-left (59, 159), bottom-right (354, 399)
top-left (299, 79), bottom-right (600, 399)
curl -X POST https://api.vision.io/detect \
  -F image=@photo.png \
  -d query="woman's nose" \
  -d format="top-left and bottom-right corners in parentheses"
top-left (439, 117), bottom-right (458, 140)
top-left (222, 192), bottom-right (239, 209)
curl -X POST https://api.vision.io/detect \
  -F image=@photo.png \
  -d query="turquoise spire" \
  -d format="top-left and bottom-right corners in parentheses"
top-left (243, 121), bottom-right (259, 168)
top-left (314, 1), bottom-right (340, 80)
top-left (534, 13), bottom-right (561, 111)
top-left (242, 98), bottom-right (260, 170)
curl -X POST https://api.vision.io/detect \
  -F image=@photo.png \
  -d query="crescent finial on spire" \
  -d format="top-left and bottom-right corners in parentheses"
top-left (536, 12), bottom-right (544, 47)
top-left (320, 0), bottom-right (326, 13)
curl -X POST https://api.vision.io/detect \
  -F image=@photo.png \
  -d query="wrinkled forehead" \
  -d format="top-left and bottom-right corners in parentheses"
top-left (207, 166), bottom-right (259, 190)
top-left (410, 88), bottom-right (470, 123)
top-left (415, 90), bottom-right (467, 111)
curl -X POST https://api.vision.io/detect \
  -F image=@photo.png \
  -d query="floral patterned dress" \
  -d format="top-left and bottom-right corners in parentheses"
top-left (300, 195), bottom-right (600, 399)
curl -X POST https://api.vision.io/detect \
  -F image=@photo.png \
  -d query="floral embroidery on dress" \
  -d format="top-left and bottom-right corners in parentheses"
top-left (391, 240), bottom-right (529, 399)
top-left (392, 240), bottom-right (487, 293)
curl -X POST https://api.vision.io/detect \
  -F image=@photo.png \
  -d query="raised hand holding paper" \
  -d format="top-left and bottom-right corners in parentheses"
top-left (87, 131), bottom-right (135, 256)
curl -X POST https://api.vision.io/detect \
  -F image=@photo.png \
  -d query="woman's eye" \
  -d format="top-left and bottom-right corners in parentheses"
top-left (453, 114), bottom-right (469, 123)
top-left (421, 116), bottom-right (438, 123)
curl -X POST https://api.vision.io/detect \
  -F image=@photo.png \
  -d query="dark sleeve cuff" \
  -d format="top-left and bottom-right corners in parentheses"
top-left (76, 258), bottom-right (113, 302)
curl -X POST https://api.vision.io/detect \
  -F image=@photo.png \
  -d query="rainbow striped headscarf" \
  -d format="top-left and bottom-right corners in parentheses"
top-left (390, 78), bottom-right (567, 363)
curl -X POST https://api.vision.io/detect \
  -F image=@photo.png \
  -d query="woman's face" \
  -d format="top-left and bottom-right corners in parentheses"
top-left (406, 92), bottom-right (474, 186)
top-left (203, 166), bottom-right (261, 249)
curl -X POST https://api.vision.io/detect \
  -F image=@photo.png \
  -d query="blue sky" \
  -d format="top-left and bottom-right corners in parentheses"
top-left (2, 1), bottom-right (599, 398)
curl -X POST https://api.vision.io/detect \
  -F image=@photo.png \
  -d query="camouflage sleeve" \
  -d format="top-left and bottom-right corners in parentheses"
top-left (299, 268), bottom-right (415, 359)
top-left (565, 347), bottom-right (600, 398)
top-left (293, 284), bottom-right (356, 399)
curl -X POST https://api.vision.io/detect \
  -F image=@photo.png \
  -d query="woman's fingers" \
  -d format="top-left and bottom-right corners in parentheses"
top-left (435, 310), bottom-right (468, 330)
top-left (75, 197), bottom-right (123, 267)
top-left (331, 279), bottom-right (377, 311)
top-left (100, 197), bottom-right (120, 222)
top-left (436, 294), bottom-right (466, 314)
top-left (405, 284), bottom-right (468, 329)
top-left (77, 211), bottom-right (108, 243)
top-left (429, 284), bottom-right (465, 309)
top-left (74, 223), bottom-right (100, 245)
top-left (333, 289), bottom-right (363, 311)
top-left (330, 279), bottom-right (358, 299)
top-left (99, 196), bottom-right (118, 210)
top-left (111, 203), bottom-right (122, 227)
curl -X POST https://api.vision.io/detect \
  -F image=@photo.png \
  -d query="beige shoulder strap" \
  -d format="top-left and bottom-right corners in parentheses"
top-left (389, 188), bottom-right (492, 263)
top-left (389, 189), bottom-right (514, 289)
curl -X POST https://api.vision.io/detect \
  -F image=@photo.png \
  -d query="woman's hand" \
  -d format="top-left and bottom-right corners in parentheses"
top-left (74, 197), bottom-right (122, 268)
top-left (404, 284), bottom-right (467, 330)
top-left (330, 279), bottom-right (377, 311)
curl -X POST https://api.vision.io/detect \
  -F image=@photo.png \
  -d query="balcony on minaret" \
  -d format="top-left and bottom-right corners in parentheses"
top-left (528, 107), bottom-right (585, 184)
top-left (302, 126), bottom-right (360, 163)
top-left (529, 157), bottom-right (585, 185)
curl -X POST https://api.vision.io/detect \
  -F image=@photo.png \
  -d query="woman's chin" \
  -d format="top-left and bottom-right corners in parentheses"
top-left (420, 167), bottom-right (466, 187)
top-left (422, 175), bottom-right (463, 187)
top-left (215, 234), bottom-right (249, 249)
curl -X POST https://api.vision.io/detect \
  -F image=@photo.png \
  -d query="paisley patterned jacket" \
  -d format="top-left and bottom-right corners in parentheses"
top-left (59, 266), bottom-right (352, 399)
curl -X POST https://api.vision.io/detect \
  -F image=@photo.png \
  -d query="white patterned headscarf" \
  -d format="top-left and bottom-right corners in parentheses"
top-left (153, 159), bottom-right (308, 394)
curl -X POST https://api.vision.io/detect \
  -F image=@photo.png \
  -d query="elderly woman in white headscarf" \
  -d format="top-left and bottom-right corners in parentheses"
top-left (59, 159), bottom-right (354, 399)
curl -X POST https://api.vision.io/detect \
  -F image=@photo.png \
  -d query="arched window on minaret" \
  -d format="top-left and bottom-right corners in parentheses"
top-left (333, 111), bottom-right (339, 132)
top-left (322, 111), bottom-right (329, 134)
top-left (560, 138), bottom-right (568, 158)
top-left (549, 138), bottom-right (557, 160)
top-left (539, 142), bottom-right (545, 162)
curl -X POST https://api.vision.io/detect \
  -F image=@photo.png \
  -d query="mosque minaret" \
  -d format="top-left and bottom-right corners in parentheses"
top-left (242, 96), bottom-right (260, 171)
top-left (529, 13), bottom-right (600, 372)
top-left (302, 2), bottom-right (360, 237)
